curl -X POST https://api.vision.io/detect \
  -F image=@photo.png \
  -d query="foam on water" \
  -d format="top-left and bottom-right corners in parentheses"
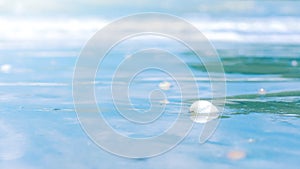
top-left (1, 17), bottom-right (300, 44)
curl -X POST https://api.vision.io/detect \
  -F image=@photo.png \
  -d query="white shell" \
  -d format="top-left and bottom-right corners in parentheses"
top-left (189, 100), bottom-right (219, 123)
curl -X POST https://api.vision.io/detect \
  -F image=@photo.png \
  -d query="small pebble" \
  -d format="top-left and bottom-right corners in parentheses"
top-left (227, 150), bottom-right (246, 160)
top-left (159, 81), bottom-right (171, 90)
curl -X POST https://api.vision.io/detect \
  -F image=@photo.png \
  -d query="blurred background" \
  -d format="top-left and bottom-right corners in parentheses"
top-left (1, 0), bottom-right (300, 169)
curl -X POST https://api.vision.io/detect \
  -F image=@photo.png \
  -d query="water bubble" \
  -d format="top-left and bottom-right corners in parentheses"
top-left (0, 64), bottom-right (12, 73)
top-left (158, 81), bottom-right (171, 90)
top-left (258, 88), bottom-right (266, 95)
top-left (227, 150), bottom-right (246, 160)
top-left (291, 60), bottom-right (298, 67)
top-left (189, 100), bottom-right (219, 123)
top-left (247, 138), bottom-right (255, 143)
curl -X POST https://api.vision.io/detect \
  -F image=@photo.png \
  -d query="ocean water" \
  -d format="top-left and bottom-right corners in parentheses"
top-left (1, 15), bottom-right (300, 169)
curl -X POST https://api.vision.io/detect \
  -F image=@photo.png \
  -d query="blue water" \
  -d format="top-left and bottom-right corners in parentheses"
top-left (1, 39), bottom-right (300, 168)
top-left (1, 3), bottom-right (300, 168)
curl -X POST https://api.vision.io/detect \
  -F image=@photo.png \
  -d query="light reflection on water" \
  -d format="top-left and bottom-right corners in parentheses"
top-left (0, 50), bottom-right (300, 169)
top-left (0, 24), bottom-right (300, 168)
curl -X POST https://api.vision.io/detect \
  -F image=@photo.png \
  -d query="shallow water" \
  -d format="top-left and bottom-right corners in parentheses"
top-left (1, 37), bottom-right (300, 168)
